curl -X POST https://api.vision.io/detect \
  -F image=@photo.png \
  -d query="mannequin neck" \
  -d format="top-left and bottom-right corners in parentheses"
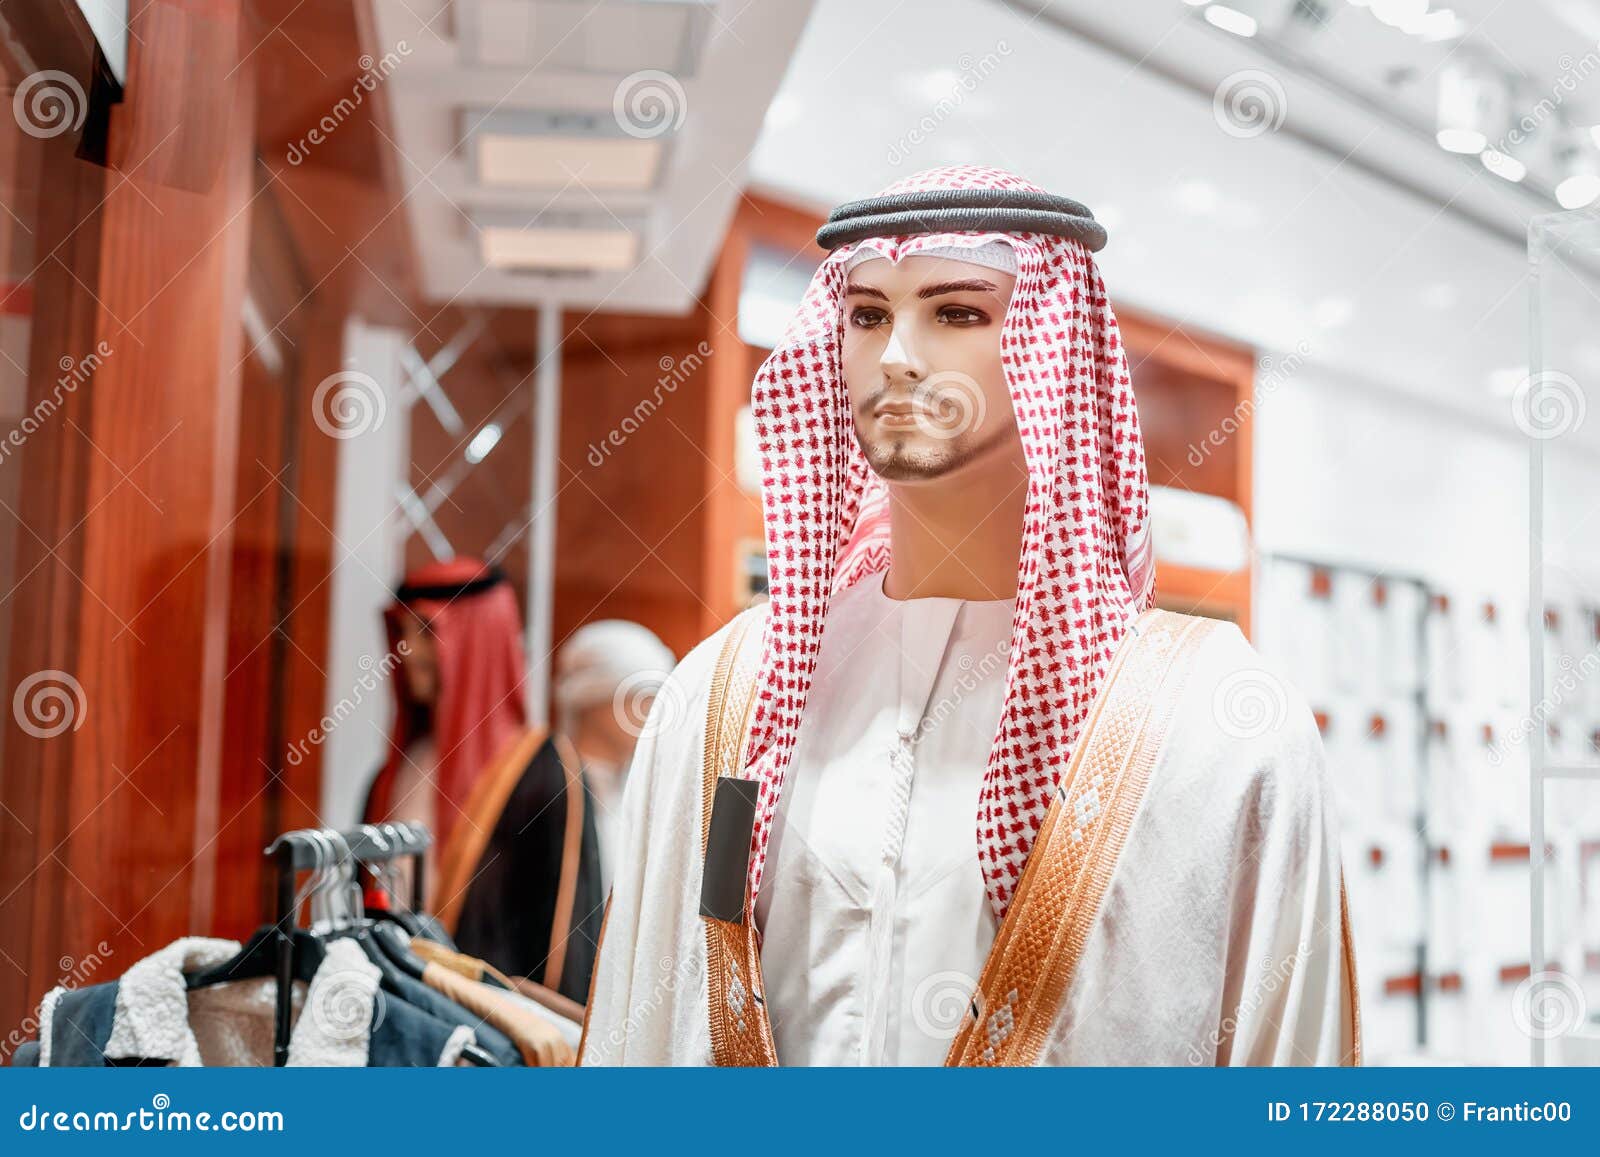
top-left (880, 446), bottom-right (1028, 601)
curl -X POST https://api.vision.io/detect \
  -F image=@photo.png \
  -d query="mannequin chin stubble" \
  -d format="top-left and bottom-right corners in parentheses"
top-left (851, 383), bottom-right (1022, 483)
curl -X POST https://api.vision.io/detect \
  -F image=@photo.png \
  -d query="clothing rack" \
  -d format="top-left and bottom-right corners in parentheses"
top-left (264, 821), bottom-right (432, 1066)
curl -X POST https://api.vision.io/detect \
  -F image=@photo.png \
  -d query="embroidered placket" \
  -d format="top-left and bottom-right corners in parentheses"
top-left (859, 597), bottom-right (964, 1065)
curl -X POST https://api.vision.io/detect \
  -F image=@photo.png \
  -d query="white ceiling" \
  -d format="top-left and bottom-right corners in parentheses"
top-left (363, 0), bottom-right (1600, 445)
top-left (364, 0), bottom-right (813, 313)
top-left (745, 0), bottom-right (1600, 444)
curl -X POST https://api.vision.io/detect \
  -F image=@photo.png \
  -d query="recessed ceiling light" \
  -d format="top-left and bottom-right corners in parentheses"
top-left (476, 135), bottom-right (663, 191)
top-left (1436, 56), bottom-right (1507, 158)
top-left (1204, 5), bottom-right (1258, 37)
top-left (479, 226), bottom-right (639, 272)
top-left (1480, 149), bottom-right (1525, 182)
top-left (1412, 8), bottom-right (1465, 41)
top-left (1554, 124), bottom-right (1600, 208)
top-left (1436, 128), bottom-right (1486, 155)
top-left (1556, 173), bottom-right (1600, 209)
top-left (1371, 0), bottom-right (1427, 27)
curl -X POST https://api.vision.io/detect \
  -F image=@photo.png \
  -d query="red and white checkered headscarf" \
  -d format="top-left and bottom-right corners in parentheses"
top-left (744, 165), bottom-right (1155, 919)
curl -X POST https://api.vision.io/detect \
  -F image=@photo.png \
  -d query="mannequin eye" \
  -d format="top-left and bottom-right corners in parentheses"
top-left (937, 305), bottom-right (988, 325)
top-left (848, 306), bottom-right (889, 328)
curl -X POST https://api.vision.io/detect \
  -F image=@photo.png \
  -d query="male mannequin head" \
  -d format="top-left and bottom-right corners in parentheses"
top-left (553, 619), bottom-right (675, 781)
top-left (841, 253), bottom-right (1022, 486)
top-left (742, 166), bottom-right (1152, 913)
top-left (839, 250), bottom-right (1028, 601)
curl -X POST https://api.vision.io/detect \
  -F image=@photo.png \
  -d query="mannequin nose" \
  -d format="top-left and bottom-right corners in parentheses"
top-left (879, 324), bottom-right (925, 384)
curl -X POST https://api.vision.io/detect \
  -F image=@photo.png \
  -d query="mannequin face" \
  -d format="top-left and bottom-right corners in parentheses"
top-left (396, 610), bottom-right (439, 705)
top-left (841, 254), bottom-right (1022, 484)
top-left (572, 699), bottom-right (651, 775)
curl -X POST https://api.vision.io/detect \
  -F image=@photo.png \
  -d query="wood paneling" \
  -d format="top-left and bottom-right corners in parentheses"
top-left (0, 0), bottom-right (258, 1030)
top-left (555, 309), bottom-right (715, 662)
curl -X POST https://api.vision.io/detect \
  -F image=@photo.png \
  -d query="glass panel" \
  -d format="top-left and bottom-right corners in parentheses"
top-left (1528, 209), bottom-right (1600, 774)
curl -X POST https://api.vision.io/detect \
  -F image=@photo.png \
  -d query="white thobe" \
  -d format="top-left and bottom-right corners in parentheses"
top-left (753, 572), bottom-right (1014, 1065)
top-left (582, 582), bottom-right (1357, 1066)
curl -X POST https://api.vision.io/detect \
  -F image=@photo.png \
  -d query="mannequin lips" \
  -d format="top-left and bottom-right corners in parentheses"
top-left (874, 401), bottom-right (927, 428)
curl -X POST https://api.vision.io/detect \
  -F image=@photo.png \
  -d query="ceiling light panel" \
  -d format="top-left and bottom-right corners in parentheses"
top-left (458, 0), bottom-right (713, 77)
top-left (472, 208), bottom-right (645, 272)
top-left (466, 108), bottom-right (669, 191)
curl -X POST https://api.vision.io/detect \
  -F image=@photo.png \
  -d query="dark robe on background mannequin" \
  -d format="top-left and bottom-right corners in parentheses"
top-left (438, 733), bottom-right (604, 1006)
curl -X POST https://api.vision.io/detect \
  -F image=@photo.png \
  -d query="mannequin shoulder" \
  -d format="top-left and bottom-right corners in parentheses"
top-left (628, 604), bottom-right (767, 777)
top-left (1153, 615), bottom-right (1330, 819)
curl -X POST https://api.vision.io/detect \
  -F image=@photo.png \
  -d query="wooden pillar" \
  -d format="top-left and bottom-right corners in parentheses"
top-left (0, 0), bottom-right (257, 1030)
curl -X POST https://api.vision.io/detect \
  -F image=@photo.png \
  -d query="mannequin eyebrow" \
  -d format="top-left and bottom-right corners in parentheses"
top-left (843, 278), bottom-right (999, 300)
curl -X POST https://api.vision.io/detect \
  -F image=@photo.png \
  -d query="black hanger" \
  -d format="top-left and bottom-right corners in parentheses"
top-left (184, 926), bottom-right (324, 990)
top-left (187, 829), bottom-right (340, 992)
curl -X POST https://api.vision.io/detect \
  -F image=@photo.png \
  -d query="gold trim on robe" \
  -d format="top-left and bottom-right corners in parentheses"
top-left (944, 610), bottom-right (1213, 1065)
top-left (700, 610), bottom-right (779, 1066)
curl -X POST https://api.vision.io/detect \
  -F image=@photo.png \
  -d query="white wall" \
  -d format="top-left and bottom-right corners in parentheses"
top-left (318, 319), bottom-right (412, 827)
top-left (1254, 361), bottom-right (1600, 603)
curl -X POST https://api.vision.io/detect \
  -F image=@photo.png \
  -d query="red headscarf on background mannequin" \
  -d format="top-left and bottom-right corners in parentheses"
top-left (363, 557), bottom-right (529, 849)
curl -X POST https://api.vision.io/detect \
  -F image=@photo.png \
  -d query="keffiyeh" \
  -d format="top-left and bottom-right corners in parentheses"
top-left (744, 164), bottom-right (1155, 919)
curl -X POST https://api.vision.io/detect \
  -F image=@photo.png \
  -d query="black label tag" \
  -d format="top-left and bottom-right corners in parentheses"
top-left (699, 777), bottom-right (760, 924)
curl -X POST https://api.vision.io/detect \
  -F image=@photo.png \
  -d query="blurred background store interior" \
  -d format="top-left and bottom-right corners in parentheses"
top-left (2, 0), bottom-right (1600, 1064)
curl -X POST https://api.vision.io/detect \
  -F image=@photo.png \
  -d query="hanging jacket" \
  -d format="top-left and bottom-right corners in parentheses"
top-left (16, 937), bottom-right (476, 1067)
